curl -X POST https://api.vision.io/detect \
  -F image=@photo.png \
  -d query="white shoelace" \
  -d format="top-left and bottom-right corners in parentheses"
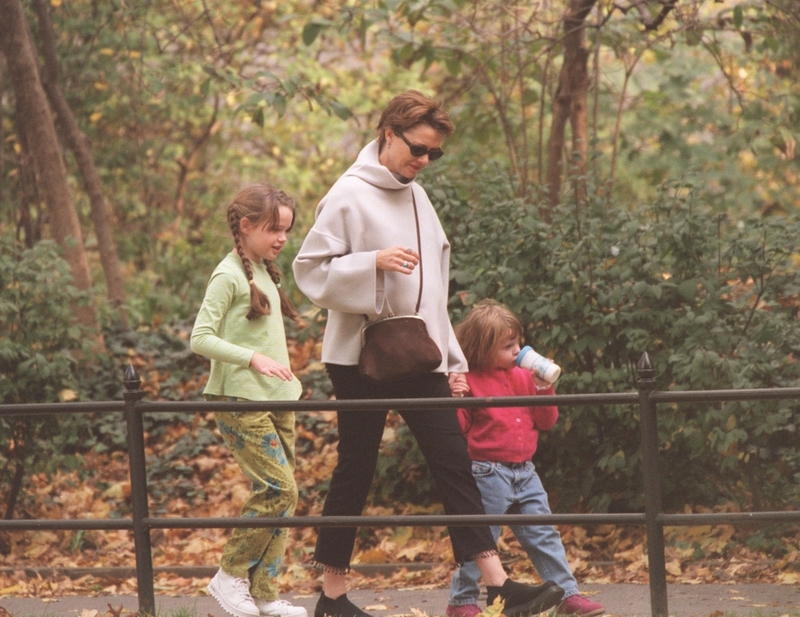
top-left (233, 576), bottom-right (254, 599)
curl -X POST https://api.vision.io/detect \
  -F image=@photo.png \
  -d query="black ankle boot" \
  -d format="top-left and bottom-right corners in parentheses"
top-left (314, 593), bottom-right (373, 617)
top-left (485, 579), bottom-right (565, 617)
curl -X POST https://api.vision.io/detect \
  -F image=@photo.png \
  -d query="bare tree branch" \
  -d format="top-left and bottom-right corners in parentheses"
top-left (31, 0), bottom-right (128, 320)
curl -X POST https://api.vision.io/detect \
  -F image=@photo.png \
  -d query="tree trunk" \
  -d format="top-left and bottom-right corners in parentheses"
top-left (12, 111), bottom-right (42, 247)
top-left (544, 0), bottom-right (597, 216)
top-left (31, 0), bottom-right (128, 324)
top-left (3, 433), bottom-right (26, 521)
top-left (0, 0), bottom-right (97, 329)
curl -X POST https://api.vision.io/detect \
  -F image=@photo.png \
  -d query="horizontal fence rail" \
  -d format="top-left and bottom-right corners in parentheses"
top-left (1, 353), bottom-right (799, 617)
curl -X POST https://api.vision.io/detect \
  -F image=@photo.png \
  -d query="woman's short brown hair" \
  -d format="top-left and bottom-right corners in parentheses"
top-left (376, 90), bottom-right (454, 148)
top-left (455, 300), bottom-right (524, 372)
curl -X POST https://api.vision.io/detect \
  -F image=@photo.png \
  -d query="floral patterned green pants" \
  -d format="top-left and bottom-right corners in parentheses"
top-left (209, 396), bottom-right (298, 601)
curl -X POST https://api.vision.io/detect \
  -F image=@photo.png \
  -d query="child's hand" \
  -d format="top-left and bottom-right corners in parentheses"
top-left (448, 372), bottom-right (470, 398)
top-left (250, 353), bottom-right (294, 381)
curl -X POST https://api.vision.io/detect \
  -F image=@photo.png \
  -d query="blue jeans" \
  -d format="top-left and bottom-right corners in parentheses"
top-left (448, 461), bottom-right (578, 605)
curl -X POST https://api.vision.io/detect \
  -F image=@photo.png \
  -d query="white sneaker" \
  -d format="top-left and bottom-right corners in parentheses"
top-left (255, 598), bottom-right (309, 617)
top-left (207, 568), bottom-right (260, 617)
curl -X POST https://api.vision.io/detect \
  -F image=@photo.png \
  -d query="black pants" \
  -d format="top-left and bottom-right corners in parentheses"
top-left (314, 364), bottom-right (496, 570)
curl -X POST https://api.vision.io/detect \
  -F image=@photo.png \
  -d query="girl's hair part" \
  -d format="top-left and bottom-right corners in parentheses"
top-left (455, 299), bottom-right (523, 371)
top-left (376, 90), bottom-right (454, 149)
top-left (227, 183), bottom-right (301, 322)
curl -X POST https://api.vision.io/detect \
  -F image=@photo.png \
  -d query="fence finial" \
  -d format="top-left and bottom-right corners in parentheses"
top-left (636, 351), bottom-right (656, 390)
top-left (123, 363), bottom-right (142, 394)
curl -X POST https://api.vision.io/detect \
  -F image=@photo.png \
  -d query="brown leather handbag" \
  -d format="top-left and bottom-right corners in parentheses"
top-left (358, 190), bottom-right (443, 382)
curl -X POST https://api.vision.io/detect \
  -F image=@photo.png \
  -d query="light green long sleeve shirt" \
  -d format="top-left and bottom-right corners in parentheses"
top-left (190, 252), bottom-right (302, 401)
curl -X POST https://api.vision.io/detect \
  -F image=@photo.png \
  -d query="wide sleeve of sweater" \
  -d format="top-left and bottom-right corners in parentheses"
top-left (292, 180), bottom-right (387, 316)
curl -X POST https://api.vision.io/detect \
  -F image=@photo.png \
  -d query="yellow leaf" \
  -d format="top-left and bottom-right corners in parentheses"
top-left (666, 560), bottom-right (682, 576)
top-left (614, 544), bottom-right (644, 563)
top-left (102, 481), bottom-right (130, 500)
top-left (777, 549), bottom-right (798, 569)
top-left (397, 544), bottom-right (425, 561)
top-left (354, 548), bottom-right (388, 564)
top-left (100, 48), bottom-right (115, 56)
top-left (480, 596), bottom-right (505, 617)
top-left (23, 543), bottom-right (49, 558)
top-left (94, 82), bottom-right (108, 91)
top-left (389, 526), bottom-right (413, 549)
top-left (90, 499), bottom-right (111, 518)
top-left (726, 414), bottom-right (737, 430)
top-left (59, 388), bottom-right (78, 402)
top-left (184, 537), bottom-right (212, 555)
top-left (90, 112), bottom-right (103, 123)
top-left (778, 571), bottom-right (798, 584)
top-left (50, 0), bottom-right (62, 6)
top-left (24, 531), bottom-right (58, 558)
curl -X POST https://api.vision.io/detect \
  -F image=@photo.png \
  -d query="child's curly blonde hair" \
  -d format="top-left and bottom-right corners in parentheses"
top-left (455, 299), bottom-right (523, 371)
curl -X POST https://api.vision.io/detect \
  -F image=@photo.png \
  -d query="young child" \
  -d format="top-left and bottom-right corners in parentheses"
top-left (446, 300), bottom-right (604, 617)
top-left (191, 183), bottom-right (307, 617)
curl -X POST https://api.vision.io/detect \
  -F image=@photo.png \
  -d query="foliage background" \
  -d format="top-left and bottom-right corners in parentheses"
top-left (0, 0), bottom-right (799, 588)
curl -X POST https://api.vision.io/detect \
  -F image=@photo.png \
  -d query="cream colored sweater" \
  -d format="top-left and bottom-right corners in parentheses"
top-left (293, 139), bottom-right (468, 372)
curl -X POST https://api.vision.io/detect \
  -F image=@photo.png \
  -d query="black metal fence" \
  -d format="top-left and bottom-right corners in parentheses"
top-left (1, 352), bottom-right (799, 617)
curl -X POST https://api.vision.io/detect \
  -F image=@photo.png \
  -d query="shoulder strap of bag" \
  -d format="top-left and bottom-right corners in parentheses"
top-left (411, 189), bottom-right (424, 315)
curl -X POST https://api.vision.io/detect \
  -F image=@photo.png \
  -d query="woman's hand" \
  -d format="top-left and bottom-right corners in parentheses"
top-left (376, 246), bottom-right (419, 274)
top-left (250, 352), bottom-right (294, 381)
top-left (449, 372), bottom-right (470, 398)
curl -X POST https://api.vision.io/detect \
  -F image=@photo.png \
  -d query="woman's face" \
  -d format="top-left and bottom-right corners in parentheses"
top-left (380, 124), bottom-right (444, 180)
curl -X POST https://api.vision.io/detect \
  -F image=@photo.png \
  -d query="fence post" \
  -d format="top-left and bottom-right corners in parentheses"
top-left (124, 363), bottom-right (155, 616)
top-left (636, 352), bottom-right (668, 617)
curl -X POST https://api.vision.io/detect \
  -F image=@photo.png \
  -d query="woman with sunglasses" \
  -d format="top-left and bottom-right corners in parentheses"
top-left (293, 91), bottom-right (564, 617)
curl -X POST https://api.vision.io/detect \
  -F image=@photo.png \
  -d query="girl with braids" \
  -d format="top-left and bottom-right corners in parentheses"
top-left (191, 183), bottom-right (307, 617)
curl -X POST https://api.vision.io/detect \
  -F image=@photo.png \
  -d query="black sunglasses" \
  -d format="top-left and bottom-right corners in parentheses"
top-left (396, 132), bottom-right (445, 161)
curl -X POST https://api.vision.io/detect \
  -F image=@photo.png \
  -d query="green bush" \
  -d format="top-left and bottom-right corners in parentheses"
top-left (0, 239), bottom-right (216, 517)
top-left (430, 165), bottom-right (800, 514)
top-left (0, 237), bottom-right (94, 519)
top-left (0, 238), bottom-right (94, 404)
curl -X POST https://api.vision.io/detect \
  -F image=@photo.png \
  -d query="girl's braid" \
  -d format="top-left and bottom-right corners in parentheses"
top-left (228, 206), bottom-right (270, 320)
top-left (265, 260), bottom-right (301, 323)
